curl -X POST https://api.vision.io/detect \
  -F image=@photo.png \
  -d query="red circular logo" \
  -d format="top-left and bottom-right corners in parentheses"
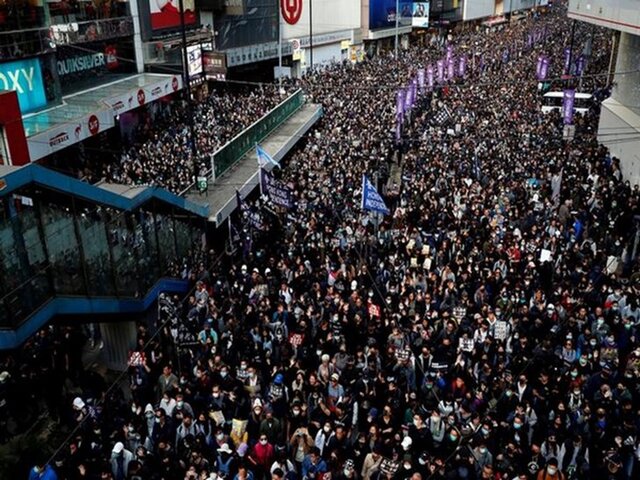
top-left (88, 115), bottom-right (100, 136)
top-left (281, 0), bottom-right (303, 25)
top-left (172, 77), bottom-right (179, 91)
top-left (137, 89), bottom-right (146, 105)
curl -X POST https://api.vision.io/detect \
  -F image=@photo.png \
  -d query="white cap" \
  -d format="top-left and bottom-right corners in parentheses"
top-left (217, 443), bottom-right (233, 454)
top-left (112, 442), bottom-right (124, 453)
top-left (73, 397), bottom-right (85, 410)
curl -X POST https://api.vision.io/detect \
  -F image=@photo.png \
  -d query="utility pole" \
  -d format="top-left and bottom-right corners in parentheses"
top-left (309, 0), bottom-right (313, 72)
top-left (278, 1), bottom-right (283, 93)
top-left (394, 0), bottom-right (399, 59)
top-left (178, 0), bottom-right (199, 181)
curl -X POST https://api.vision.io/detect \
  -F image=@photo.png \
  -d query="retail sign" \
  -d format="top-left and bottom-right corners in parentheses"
top-left (27, 109), bottom-right (115, 161)
top-left (106, 75), bottom-right (183, 116)
top-left (57, 52), bottom-right (107, 76)
top-left (203, 51), bottom-right (227, 80)
top-left (150, 0), bottom-right (197, 31)
top-left (0, 59), bottom-right (47, 114)
top-left (281, 0), bottom-right (303, 25)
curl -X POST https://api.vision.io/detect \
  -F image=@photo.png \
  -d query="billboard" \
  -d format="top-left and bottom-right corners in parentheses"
top-left (187, 44), bottom-right (203, 77)
top-left (412, 2), bottom-right (430, 27)
top-left (369, 0), bottom-right (414, 30)
top-left (214, 0), bottom-right (278, 50)
top-left (203, 51), bottom-right (227, 80)
top-left (150, 0), bottom-right (197, 31)
top-left (0, 59), bottom-right (47, 114)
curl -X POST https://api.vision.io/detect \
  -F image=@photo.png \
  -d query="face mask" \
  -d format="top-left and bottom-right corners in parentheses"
top-left (293, 409), bottom-right (301, 416)
top-left (131, 406), bottom-right (138, 413)
top-left (221, 371), bottom-right (228, 378)
top-left (625, 324), bottom-right (632, 330)
top-left (418, 458), bottom-right (427, 466)
top-left (343, 469), bottom-right (351, 476)
top-left (260, 439), bottom-right (268, 445)
top-left (323, 426), bottom-right (331, 433)
top-left (589, 340), bottom-right (597, 347)
top-left (254, 408), bottom-right (262, 415)
top-left (597, 319), bottom-right (604, 326)
top-left (213, 393), bottom-right (220, 399)
top-left (547, 467), bottom-right (557, 476)
top-left (479, 447), bottom-right (487, 454)
top-left (155, 417), bottom-right (161, 423)
top-left (570, 371), bottom-right (578, 378)
top-left (431, 416), bottom-right (440, 423)
top-left (513, 422), bottom-right (522, 430)
top-left (449, 434), bottom-right (458, 442)
top-left (145, 412), bottom-right (154, 419)
top-left (481, 428), bottom-right (490, 436)
top-left (177, 401), bottom-right (184, 408)
top-left (505, 390), bottom-right (513, 397)
top-left (403, 463), bottom-right (411, 470)
top-left (216, 433), bottom-right (224, 440)
top-left (240, 364), bottom-right (247, 370)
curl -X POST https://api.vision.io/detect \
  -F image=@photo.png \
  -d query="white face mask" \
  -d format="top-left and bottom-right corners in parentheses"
top-left (260, 439), bottom-right (268, 445)
top-left (547, 467), bottom-right (557, 476)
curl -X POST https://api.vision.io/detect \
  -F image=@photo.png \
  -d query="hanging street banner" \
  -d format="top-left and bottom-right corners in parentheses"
top-left (361, 174), bottom-right (390, 215)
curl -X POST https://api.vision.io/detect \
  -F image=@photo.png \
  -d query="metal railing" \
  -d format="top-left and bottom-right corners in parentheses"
top-left (212, 89), bottom-right (304, 178)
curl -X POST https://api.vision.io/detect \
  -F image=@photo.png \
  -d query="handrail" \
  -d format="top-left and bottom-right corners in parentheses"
top-left (178, 89), bottom-right (305, 197)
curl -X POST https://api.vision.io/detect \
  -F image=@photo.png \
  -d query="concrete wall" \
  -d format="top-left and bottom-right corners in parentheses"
top-left (282, 0), bottom-right (361, 40)
top-left (599, 98), bottom-right (640, 186)
top-left (569, 0), bottom-right (640, 35)
top-left (463, 0), bottom-right (494, 20)
top-left (612, 32), bottom-right (640, 117)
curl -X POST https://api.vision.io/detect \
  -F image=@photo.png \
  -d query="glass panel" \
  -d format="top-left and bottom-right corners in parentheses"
top-left (107, 210), bottom-right (141, 297)
top-left (76, 204), bottom-right (116, 296)
top-left (40, 193), bottom-right (85, 295)
top-left (129, 209), bottom-right (158, 293)
top-left (155, 208), bottom-right (176, 274)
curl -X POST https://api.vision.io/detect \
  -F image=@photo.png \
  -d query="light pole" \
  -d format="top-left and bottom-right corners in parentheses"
top-left (394, 0), bottom-right (399, 59)
top-left (178, 0), bottom-right (199, 182)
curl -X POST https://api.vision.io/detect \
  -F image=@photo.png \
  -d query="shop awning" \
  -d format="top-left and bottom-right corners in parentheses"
top-left (22, 73), bottom-right (183, 162)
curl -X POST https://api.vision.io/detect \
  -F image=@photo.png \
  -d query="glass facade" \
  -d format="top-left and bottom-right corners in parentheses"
top-left (0, 186), bottom-right (206, 329)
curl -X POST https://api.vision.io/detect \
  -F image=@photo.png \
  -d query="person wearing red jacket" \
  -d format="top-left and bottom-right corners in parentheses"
top-left (249, 434), bottom-right (276, 480)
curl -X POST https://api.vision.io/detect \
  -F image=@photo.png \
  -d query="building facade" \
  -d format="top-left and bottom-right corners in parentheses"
top-left (569, 0), bottom-right (640, 185)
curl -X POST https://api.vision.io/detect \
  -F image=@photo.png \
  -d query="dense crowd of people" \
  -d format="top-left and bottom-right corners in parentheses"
top-left (2, 2), bottom-right (640, 480)
top-left (101, 86), bottom-right (291, 194)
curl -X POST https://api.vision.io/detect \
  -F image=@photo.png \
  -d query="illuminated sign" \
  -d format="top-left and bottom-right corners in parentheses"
top-left (0, 59), bottom-right (47, 114)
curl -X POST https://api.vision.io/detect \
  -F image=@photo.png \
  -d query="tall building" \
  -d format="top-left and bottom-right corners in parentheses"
top-left (568, 0), bottom-right (640, 185)
top-left (0, 0), bottom-right (209, 166)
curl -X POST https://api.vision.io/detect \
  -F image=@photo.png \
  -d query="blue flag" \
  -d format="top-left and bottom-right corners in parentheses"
top-left (256, 144), bottom-right (279, 169)
top-left (361, 175), bottom-right (390, 215)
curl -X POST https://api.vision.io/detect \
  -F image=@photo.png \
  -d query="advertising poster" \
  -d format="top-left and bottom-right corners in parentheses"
top-left (412, 2), bottom-right (429, 27)
top-left (0, 58), bottom-right (47, 113)
top-left (369, 0), bottom-right (413, 30)
top-left (187, 44), bottom-right (202, 77)
top-left (150, 0), bottom-right (197, 31)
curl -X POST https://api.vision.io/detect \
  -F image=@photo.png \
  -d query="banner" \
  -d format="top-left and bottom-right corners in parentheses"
top-left (575, 55), bottom-right (585, 76)
top-left (446, 44), bottom-right (453, 63)
top-left (502, 49), bottom-right (509, 64)
top-left (536, 55), bottom-right (544, 78)
top-left (564, 47), bottom-right (572, 73)
top-left (395, 114), bottom-right (402, 143)
top-left (417, 68), bottom-right (425, 91)
top-left (539, 57), bottom-right (549, 80)
top-left (410, 79), bottom-right (417, 105)
top-left (260, 169), bottom-right (292, 209)
top-left (526, 33), bottom-right (533, 49)
top-left (396, 88), bottom-right (406, 118)
top-left (458, 55), bottom-right (467, 78)
top-left (437, 59), bottom-right (444, 83)
top-left (361, 175), bottom-right (390, 215)
top-left (236, 191), bottom-right (264, 230)
top-left (447, 58), bottom-right (455, 80)
top-left (427, 64), bottom-right (434, 90)
top-left (411, 2), bottom-right (430, 27)
top-left (405, 83), bottom-right (414, 110)
top-left (562, 89), bottom-right (575, 125)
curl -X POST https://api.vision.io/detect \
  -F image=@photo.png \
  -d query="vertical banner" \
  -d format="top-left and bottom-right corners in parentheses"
top-left (417, 68), bottom-right (425, 91)
top-left (411, 79), bottom-right (418, 105)
top-left (536, 55), bottom-right (544, 78)
top-left (396, 114), bottom-right (402, 143)
top-left (427, 64), bottom-right (434, 90)
top-left (575, 55), bottom-right (585, 76)
top-left (447, 59), bottom-right (455, 80)
top-left (526, 33), bottom-right (533, 50)
top-left (563, 89), bottom-right (576, 125)
top-left (446, 44), bottom-right (453, 63)
top-left (405, 83), bottom-right (415, 110)
top-left (396, 88), bottom-right (406, 119)
top-left (458, 55), bottom-right (467, 78)
top-left (502, 49), bottom-right (510, 64)
top-left (564, 47), bottom-right (572, 74)
top-left (539, 57), bottom-right (549, 80)
top-left (437, 59), bottom-right (445, 83)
